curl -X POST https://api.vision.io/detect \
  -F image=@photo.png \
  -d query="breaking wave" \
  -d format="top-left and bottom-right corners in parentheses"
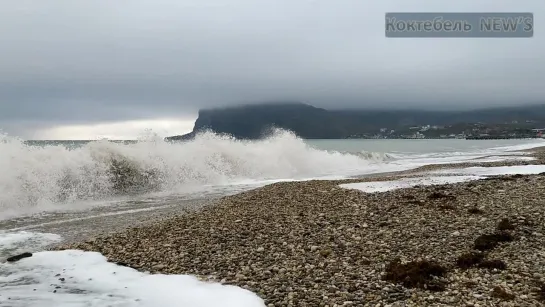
top-left (0, 129), bottom-right (391, 215)
top-left (350, 151), bottom-right (395, 161)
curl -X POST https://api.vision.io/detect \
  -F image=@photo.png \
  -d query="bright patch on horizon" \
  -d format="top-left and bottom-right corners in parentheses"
top-left (32, 119), bottom-right (195, 140)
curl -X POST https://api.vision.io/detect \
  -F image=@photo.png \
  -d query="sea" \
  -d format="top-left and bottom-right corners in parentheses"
top-left (1, 130), bottom-right (544, 307)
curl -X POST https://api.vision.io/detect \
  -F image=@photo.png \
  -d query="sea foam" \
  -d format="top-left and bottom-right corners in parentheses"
top-left (0, 249), bottom-right (265, 307)
top-left (340, 165), bottom-right (545, 193)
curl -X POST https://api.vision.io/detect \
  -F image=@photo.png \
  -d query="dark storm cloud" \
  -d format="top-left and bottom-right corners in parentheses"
top-left (0, 0), bottom-right (544, 136)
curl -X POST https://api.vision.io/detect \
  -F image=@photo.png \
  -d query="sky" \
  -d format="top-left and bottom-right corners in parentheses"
top-left (0, 0), bottom-right (543, 140)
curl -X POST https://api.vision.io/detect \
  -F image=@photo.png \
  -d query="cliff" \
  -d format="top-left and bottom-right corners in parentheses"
top-left (167, 102), bottom-right (348, 140)
top-left (165, 102), bottom-right (545, 140)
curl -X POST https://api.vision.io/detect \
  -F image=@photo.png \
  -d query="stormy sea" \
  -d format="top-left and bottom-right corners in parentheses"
top-left (1, 129), bottom-right (544, 306)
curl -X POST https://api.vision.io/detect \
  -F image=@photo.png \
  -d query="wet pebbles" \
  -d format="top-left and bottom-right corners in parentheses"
top-left (55, 169), bottom-right (545, 306)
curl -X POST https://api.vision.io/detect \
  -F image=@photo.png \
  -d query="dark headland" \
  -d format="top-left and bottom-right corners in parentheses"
top-left (165, 102), bottom-right (545, 140)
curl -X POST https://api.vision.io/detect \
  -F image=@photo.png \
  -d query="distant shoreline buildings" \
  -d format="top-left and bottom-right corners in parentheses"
top-left (346, 123), bottom-right (545, 140)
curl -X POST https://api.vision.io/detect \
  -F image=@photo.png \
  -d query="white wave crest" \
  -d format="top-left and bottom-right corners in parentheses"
top-left (0, 129), bottom-right (390, 216)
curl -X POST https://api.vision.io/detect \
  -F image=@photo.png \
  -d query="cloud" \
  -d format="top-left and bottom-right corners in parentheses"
top-left (0, 0), bottom-right (543, 138)
top-left (32, 118), bottom-right (196, 140)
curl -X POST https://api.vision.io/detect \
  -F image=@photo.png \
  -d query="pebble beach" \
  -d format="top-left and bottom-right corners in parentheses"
top-left (55, 149), bottom-right (545, 307)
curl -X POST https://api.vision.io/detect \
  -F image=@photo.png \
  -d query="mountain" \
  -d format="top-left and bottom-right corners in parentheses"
top-left (165, 102), bottom-right (545, 140)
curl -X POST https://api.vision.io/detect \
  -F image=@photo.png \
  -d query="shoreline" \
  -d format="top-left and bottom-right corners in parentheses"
top-left (1, 198), bottom-right (215, 245)
top-left (9, 154), bottom-right (538, 246)
top-left (52, 148), bottom-right (545, 306)
top-left (5, 148), bottom-right (536, 243)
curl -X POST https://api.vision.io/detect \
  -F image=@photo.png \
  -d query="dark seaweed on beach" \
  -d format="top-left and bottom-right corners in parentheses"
top-left (456, 252), bottom-right (484, 269)
top-left (492, 286), bottom-right (515, 300)
top-left (537, 282), bottom-right (545, 301)
top-left (6, 252), bottom-right (32, 262)
top-left (473, 232), bottom-right (514, 251)
top-left (406, 200), bottom-right (423, 205)
top-left (497, 218), bottom-right (516, 231)
top-left (468, 207), bottom-right (484, 214)
top-left (383, 258), bottom-right (447, 292)
top-left (477, 259), bottom-right (506, 271)
top-left (427, 191), bottom-right (455, 200)
top-left (439, 204), bottom-right (455, 210)
top-left (497, 174), bottom-right (525, 181)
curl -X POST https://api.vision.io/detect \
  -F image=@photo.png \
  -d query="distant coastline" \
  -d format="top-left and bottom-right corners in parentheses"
top-left (166, 102), bottom-right (545, 141)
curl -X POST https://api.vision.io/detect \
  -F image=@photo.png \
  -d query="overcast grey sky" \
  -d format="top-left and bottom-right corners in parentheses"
top-left (0, 0), bottom-right (543, 139)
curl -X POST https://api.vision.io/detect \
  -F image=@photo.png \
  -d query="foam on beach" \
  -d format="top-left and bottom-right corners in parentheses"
top-left (0, 249), bottom-right (265, 307)
top-left (339, 176), bottom-right (483, 193)
top-left (0, 231), bottom-right (61, 258)
top-left (0, 230), bottom-right (264, 307)
top-left (340, 165), bottom-right (545, 193)
top-left (433, 165), bottom-right (545, 176)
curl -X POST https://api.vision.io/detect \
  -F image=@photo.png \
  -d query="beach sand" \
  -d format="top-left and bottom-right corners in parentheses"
top-left (53, 148), bottom-right (545, 306)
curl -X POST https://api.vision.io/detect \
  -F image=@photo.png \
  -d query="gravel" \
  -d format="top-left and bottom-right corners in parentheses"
top-left (54, 149), bottom-right (545, 306)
